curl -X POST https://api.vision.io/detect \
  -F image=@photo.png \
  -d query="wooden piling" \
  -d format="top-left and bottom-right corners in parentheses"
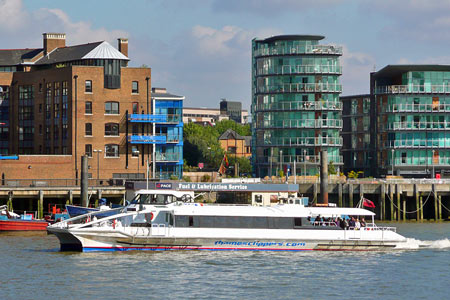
top-left (338, 183), bottom-right (343, 208)
top-left (433, 184), bottom-right (438, 221)
top-left (349, 183), bottom-right (354, 208)
top-left (313, 183), bottom-right (318, 204)
top-left (68, 190), bottom-right (73, 205)
top-left (396, 184), bottom-right (401, 221)
top-left (380, 184), bottom-right (386, 220)
top-left (414, 184), bottom-right (420, 221)
top-left (38, 190), bottom-right (44, 219)
top-left (389, 184), bottom-right (394, 221)
top-left (438, 195), bottom-right (442, 221)
top-left (402, 200), bottom-right (406, 221)
top-left (420, 195), bottom-right (424, 221)
top-left (359, 184), bottom-right (364, 204)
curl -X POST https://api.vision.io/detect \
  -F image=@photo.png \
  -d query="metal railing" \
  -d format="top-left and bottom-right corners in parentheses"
top-left (256, 65), bottom-right (342, 76)
top-left (254, 101), bottom-right (342, 112)
top-left (155, 153), bottom-right (182, 162)
top-left (0, 179), bottom-right (126, 188)
top-left (260, 136), bottom-right (343, 147)
top-left (254, 45), bottom-right (343, 57)
top-left (383, 103), bottom-right (450, 113)
top-left (258, 154), bottom-right (343, 164)
top-left (389, 157), bottom-right (450, 166)
top-left (256, 83), bottom-right (342, 94)
top-left (128, 114), bottom-right (182, 123)
top-left (375, 84), bottom-right (450, 94)
top-left (259, 119), bottom-right (342, 129)
top-left (385, 121), bottom-right (450, 131)
top-left (384, 139), bottom-right (450, 148)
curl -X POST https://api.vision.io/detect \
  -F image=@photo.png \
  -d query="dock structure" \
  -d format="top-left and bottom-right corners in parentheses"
top-left (294, 178), bottom-right (450, 221)
top-left (0, 179), bottom-right (125, 218)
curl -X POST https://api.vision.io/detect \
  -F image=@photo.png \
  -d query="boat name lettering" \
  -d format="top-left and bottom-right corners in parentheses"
top-left (214, 241), bottom-right (305, 247)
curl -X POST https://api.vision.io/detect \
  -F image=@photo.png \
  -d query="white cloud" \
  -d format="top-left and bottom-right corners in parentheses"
top-left (339, 45), bottom-right (376, 95)
top-left (0, 0), bottom-right (28, 30)
top-left (0, 0), bottom-right (128, 49)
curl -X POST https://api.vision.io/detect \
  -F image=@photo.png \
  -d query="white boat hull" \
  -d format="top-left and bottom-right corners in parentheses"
top-left (49, 226), bottom-right (406, 252)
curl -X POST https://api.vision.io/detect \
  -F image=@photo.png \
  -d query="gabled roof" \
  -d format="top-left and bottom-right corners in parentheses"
top-left (0, 48), bottom-right (42, 66)
top-left (35, 41), bottom-right (129, 65)
top-left (219, 129), bottom-right (244, 140)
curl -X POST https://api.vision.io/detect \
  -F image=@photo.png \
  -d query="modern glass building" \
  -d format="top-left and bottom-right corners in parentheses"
top-left (373, 65), bottom-right (450, 177)
top-left (251, 35), bottom-right (343, 177)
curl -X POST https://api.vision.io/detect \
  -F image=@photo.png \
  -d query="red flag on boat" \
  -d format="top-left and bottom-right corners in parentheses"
top-left (363, 198), bottom-right (375, 208)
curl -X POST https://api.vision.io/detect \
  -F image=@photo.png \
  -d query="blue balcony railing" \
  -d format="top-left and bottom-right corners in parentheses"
top-left (128, 114), bottom-right (167, 123)
top-left (128, 135), bottom-right (166, 144)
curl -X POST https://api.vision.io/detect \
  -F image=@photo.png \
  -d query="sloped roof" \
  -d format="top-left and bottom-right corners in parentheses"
top-left (243, 136), bottom-right (251, 147)
top-left (0, 48), bottom-right (42, 66)
top-left (35, 41), bottom-right (129, 65)
top-left (82, 41), bottom-right (129, 60)
top-left (219, 129), bottom-right (245, 140)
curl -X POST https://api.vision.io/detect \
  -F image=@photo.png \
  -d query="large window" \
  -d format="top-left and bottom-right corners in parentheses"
top-left (105, 123), bottom-right (119, 136)
top-left (105, 101), bottom-right (119, 114)
top-left (85, 123), bottom-right (92, 136)
top-left (105, 144), bottom-right (119, 157)
top-left (85, 80), bottom-right (92, 93)
top-left (85, 101), bottom-right (92, 114)
top-left (132, 81), bottom-right (139, 94)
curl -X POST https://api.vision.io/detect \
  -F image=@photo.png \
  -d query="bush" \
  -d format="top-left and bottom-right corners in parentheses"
top-left (182, 175), bottom-right (191, 182)
top-left (201, 174), bottom-right (211, 182)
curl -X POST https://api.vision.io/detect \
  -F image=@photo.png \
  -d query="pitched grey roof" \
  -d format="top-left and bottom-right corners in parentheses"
top-left (0, 48), bottom-right (42, 66)
top-left (219, 129), bottom-right (244, 140)
top-left (34, 42), bottom-right (103, 65)
top-left (243, 136), bottom-right (251, 147)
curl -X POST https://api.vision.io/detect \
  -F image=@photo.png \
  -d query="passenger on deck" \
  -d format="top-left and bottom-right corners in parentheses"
top-left (349, 216), bottom-right (356, 228)
top-left (314, 215), bottom-right (322, 226)
top-left (360, 217), bottom-right (366, 227)
top-left (355, 218), bottom-right (361, 230)
top-left (335, 217), bottom-right (341, 228)
top-left (340, 218), bottom-right (348, 230)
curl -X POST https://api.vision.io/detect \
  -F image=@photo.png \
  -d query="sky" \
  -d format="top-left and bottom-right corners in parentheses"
top-left (2, 0), bottom-right (450, 110)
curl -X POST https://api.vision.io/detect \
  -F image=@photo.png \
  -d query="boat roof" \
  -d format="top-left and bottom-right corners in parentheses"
top-left (308, 207), bottom-right (375, 216)
top-left (136, 189), bottom-right (193, 198)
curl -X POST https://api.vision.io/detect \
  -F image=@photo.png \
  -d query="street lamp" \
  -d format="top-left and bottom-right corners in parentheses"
top-left (391, 149), bottom-right (394, 176)
top-left (93, 149), bottom-right (102, 181)
top-left (280, 150), bottom-right (283, 177)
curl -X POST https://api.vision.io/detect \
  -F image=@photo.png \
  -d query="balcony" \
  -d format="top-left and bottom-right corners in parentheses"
top-left (375, 84), bottom-right (450, 95)
top-left (128, 114), bottom-right (182, 124)
top-left (256, 83), bottom-right (342, 94)
top-left (155, 133), bottom-right (181, 143)
top-left (256, 65), bottom-right (342, 76)
top-left (259, 118), bottom-right (342, 129)
top-left (383, 103), bottom-right (450, 113)
top-left (128, 135), bottom-right (166, 144)
top-left (384, 139), bottom-right (450, 149)
top-left (254, 45), bottom-right (343, 57)
top-left (257, 154), bottom-right (343, 164)
top-left (254, 101), bottom-right (341, 112)
top-left (261, 136), bottom-right (343, 147)
top-left (156, 153), bottom-right (181, 162)
top-left (384, 121), bottom-right (450, 131)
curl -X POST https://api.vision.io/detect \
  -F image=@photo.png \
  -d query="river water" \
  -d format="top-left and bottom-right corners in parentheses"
top-left (1, 223), bottom-right (449, 300)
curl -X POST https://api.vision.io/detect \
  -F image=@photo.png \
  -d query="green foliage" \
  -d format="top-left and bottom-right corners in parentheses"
top-left (201, 174), bottom-right (211, 182)
top-left (182, 175), bottom-right (191, 182)
top-left (347, 170), bottom-right (364, 179)
top-left (328, 161), bottom-right (337, 175)
top-left (169, 175), bottom-right (179, 180)
top-left (279, 170), bottom-right (284, 178)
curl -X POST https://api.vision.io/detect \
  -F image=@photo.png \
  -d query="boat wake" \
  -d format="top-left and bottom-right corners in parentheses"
top-left (395, 238), bottom-right (450, 250)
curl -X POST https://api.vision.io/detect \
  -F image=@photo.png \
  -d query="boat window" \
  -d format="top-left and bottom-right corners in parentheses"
top-left (189, 216), bottom-right (194, 227)
top-left (138, 194), bottom-right (175, 204)
top-left (294, 218), bottom-right (302, 228)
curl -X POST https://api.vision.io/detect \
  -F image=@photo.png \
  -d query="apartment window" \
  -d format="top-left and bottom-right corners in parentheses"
top-left (85, 101), bottom-right (92, 114)
top-left (105, 101), bottom-right (119, 114)
top-left (105, 144), bottom-right (119, 157)
top-left (132, 102), bottom-right (139, 114)
top-left (85, 144), bottom-right (92, 157)
top-left (132, 81), bottom-right (139, 94)
top-left (85, 123), bottom-right (92, 136)
top-left (85, 80), bottom-right (92, 93)
top-left (105, 123), bottom-right (119, 136)
top-left (132, 146), bottom-right (139, 157)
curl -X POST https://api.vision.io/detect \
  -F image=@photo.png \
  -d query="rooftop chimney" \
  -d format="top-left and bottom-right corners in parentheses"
top-left (43, 33), bottom-right (66, 56)
top-left (118, 38), bottom-right (128, 57)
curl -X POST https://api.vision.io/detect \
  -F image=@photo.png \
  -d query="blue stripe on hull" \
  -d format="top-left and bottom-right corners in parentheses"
top-left (82, 247), bottom-right (314, 252)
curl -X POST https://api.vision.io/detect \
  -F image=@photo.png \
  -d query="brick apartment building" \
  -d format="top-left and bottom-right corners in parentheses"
top-left (0, 33), bottom-right (157, 181)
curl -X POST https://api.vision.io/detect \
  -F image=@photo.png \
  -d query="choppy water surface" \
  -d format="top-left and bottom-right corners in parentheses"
top-left (1, 223), bottom-right (449, 300)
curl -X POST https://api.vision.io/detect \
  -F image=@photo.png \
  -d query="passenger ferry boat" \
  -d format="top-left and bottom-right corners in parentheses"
top-left (47, 190), bottom-right (407, 252)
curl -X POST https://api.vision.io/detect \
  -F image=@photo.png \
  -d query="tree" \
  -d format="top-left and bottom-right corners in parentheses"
top-left (328, 161), bottom-right (337, 175)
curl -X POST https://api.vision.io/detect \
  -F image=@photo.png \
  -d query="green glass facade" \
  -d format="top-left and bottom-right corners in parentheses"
top-left (375, 67), bottom-right (450, 177)
top-left (252, 35), bottom-right (343, 177)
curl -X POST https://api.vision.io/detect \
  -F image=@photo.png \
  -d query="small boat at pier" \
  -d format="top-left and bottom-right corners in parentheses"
top-left (48, 190), bottom-right (408, 252)
top-left (0, 205), bottom-right (49, 231)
